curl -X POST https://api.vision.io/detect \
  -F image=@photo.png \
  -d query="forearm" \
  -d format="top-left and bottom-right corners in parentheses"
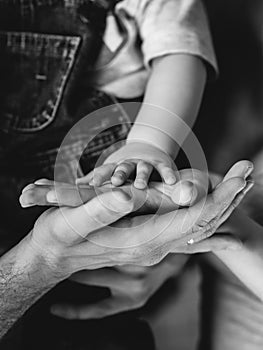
top-left (213, 211), bottom-right (263, 301)
top-left (0, 233), bottom-right (61, 339)
top-left (127, 54), bottom-right (207, 157)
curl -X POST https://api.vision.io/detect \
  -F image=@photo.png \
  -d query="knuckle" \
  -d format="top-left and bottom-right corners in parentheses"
top-left (190, 219), bottom-right (216, 241)
top-left (138, 162), bottom-right (152, 173)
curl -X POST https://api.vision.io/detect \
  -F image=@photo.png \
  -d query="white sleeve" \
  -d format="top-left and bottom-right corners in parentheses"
top-left (136, 0), bottom-right (218, 78)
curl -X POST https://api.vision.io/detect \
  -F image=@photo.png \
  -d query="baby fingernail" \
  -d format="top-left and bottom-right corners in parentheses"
top-left (46, 190), bottom-right (57, 203)
top-left (134, 179), bottom-right (146, 189)
top-left (166, 176), bottom-right (176, 185)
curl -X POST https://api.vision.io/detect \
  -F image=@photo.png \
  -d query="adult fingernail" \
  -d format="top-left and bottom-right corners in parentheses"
top-left (34, 178), bottom-right (49, 185)
top-left (46, 190), bottom-right (57, 203)
top-left (244, 163), bottom-right (254, 178)
top-left (21, 183), bottom-right (35, 193)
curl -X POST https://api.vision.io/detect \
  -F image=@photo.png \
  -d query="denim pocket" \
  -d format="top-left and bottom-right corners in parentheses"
top-left (0, 31), bottom-right (81, 133)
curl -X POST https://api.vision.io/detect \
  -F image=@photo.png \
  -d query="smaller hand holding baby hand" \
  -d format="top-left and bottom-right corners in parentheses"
top-left (76, 142), bottom-right (177, 189)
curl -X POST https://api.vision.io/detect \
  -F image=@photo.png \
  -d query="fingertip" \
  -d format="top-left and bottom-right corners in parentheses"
top-left (134, 179), bottom-right (147, 190)
top-left (50, 305), bottom-right (68, 318)
top-left (111, 174), bottom-right (125, 187)
top-left (34, 178), bottom-right (51, 185)
top-left (50, 305), bottom-right (59, 315)
top-left (46, 190), bottom-right (58, 203)
top-left (245, 162), bottom-right (254, 178)
top-left (164, 176), bottom-right (177, 185)
top-left (171, 181), bottom-right (195, 206)
top-left (76, 177), bottom-right (86, 185)
top-left (19, 195), bottom-right (32, 208)
top-left (21, 183), bottom-right (35, 193)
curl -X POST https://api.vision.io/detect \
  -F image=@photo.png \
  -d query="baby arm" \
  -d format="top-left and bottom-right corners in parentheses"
top-left (77, 54), bottom-right (206, 189)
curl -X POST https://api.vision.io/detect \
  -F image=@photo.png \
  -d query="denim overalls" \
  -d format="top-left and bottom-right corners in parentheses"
top-left (0, 1), bottom-right (154, 349)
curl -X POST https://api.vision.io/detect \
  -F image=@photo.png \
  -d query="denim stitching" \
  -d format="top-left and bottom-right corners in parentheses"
top-left (0, 31), bottom-right (81, 132)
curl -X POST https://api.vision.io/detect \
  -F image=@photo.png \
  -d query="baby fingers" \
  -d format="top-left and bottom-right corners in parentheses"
top-left (156, 163), bottom-right (177, 185)
top-left (111, 162), bottom-right (135, 186)
top-left (134, 161), bottom-right (153, 189)
top-left (76, 163), bottom-right (116, 187)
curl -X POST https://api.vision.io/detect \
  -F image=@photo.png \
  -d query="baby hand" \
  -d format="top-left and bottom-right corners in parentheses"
top-left (76, 142), bottom-right (177, 189)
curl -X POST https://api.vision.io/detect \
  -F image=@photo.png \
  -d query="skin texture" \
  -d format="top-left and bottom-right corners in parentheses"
top-left (50, 254), bottom-right (189, 320)
top-left (20, 168), bottom-right (210, 212)
top-left (0, 160), bottom-right (252, 337)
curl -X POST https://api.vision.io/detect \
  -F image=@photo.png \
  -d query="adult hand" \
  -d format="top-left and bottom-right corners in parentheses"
top-left (27, 189), bottom-right (135, 281)
top-left (50, 254), bottom-right (189, 320)
top-left (23, 160), bottom-right (252, 276)
top-left (20, 168), bottom-right (209, 212)
top-left (84, 160), bottom-right (253, 265)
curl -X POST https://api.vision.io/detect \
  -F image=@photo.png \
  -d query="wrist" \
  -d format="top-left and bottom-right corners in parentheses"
top-left (26, 231), bottom-right (70, 284)
top-left (127, 125), bottom-right (178, 157)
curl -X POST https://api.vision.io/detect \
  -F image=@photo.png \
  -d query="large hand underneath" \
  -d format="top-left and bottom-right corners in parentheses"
top-left (20, 168), bottom-right (210, 213)
top-left (20, 161), bottom-right (253, 270)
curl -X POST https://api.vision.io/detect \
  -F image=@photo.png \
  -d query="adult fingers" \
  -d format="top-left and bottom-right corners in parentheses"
top-left (155, 176), bottom-right (247, 247)
top-left (185, 177), bottom-right (249, 244)
top-left (34, 178), bottom-right (55, 186)
top-left (222, 160), bottom-right (253, 183)
top-left (47, 184), bottom-right (102, 206)
top-left (159, 168), bottom-right (209, 206)
top-left (111, 162), bottom-right (135, 187)
top-left (69, 268), bottom-right (124, 288)
top-left (219, 180), bottom-right (254, 225)
top-left (64, 190), bottom-right (135, 237)
top-left (20, 184), bottom-right (52, 207)
top-left (134, 161), bottom-right (153, 189)
top-left (20, 182), bottom-right (98, 208)
top-left (50, 297), bottom-right (129, 320)
top-left (176, 234), bottom-right (243, 254)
